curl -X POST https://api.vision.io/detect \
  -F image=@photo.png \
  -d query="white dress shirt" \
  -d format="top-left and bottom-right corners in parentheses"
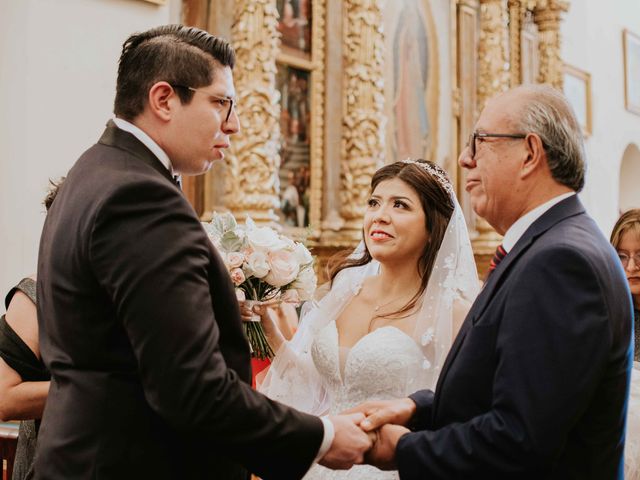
top-left (502, 192), bottom-right (575, 253)
top-left (112, 117), bottom-right (178, 181)
top-left (114, 116), bottom-right (333, 462)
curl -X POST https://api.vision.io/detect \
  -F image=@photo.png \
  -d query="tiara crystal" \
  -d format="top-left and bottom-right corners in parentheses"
top-left (400, 159), bottom-right (455, 196)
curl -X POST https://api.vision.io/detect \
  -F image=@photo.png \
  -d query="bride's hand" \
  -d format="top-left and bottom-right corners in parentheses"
top-left (238, 300), bottom-right (254, 323)
top-left (250, 301), bottom-right (286, 352)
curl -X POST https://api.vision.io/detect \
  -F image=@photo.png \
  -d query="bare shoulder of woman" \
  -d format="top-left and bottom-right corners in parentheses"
top-left (5, 287), bottom-right (40, 358)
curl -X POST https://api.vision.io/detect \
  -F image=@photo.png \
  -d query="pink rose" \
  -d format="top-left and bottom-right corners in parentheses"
top-left (264, 250), bottom-right (299, 287)
top-left (226, 252), bottom-right (245, 269)
top-left (230, 267), bottom-right (246, 286)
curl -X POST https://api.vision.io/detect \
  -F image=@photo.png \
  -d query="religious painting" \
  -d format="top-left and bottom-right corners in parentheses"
top-left (623, 29), bottom-right (640, 115)
top-left (382, 0), bottom-right (439, 164)
top-left (563, 64), bottom-right (592, 137)
top-left (276, 64), bottom-right (311, 228)
top-left (276, 0), bottom-right (312, 61)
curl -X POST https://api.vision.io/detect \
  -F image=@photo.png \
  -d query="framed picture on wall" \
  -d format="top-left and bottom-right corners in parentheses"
top-left (623, 29), bottom-right (640, 115)
top-left (563, 63), bottom-right (592, 137)
top-left (276, 0), bottom-right (312, 61)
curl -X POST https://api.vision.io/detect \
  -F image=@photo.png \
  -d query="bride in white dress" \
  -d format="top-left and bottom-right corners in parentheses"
top-left (257, 159), bottom-right (479, 479)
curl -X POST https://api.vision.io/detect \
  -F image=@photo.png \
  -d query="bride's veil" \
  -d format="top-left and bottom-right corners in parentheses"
top-left (258, 195), bottom-right (479, 415)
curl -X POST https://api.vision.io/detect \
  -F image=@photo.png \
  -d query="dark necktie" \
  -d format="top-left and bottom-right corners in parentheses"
top-left (173, 175), bottom-right (182, 189)
top-left (488, 244), bottom-right (507, 275)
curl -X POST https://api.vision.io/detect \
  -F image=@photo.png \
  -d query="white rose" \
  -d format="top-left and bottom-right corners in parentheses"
top-left (235, 288), bottom-right (246, 302)
top-left (265, 250), bottom-right (300, 287)
top-left (226, 252), bottom-right (245, 269)
top-left (244, 251), bottom-right (270, 278)
top-left (246, 226), bottom-right (288, 253)
top-left (293, 242), bottom-right (313, 266)
top-left (291, 265), bottom-right (317, 301)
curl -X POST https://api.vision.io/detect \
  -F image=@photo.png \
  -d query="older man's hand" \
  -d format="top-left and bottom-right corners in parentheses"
top-left (365, 424), bottom-right (410, 470)
top-left (343, 397), bottom-right (417, 432)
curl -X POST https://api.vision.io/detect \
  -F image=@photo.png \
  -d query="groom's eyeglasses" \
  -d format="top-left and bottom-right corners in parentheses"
top-left (467, 132), bottom-right (527, 158)
top-left (618, 252), bottom-right (640, 269)
top-left (170, 84), bottom-right (235, 123)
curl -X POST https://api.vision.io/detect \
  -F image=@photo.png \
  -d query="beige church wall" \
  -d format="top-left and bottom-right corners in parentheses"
top-left (561, 0), bottom-right (640, 237)
top-left (0, 0), bottom-right (180, 300)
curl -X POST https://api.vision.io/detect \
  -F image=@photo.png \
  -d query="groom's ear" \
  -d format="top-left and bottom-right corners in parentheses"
top-left (147, 82), bottom-right (176, 122)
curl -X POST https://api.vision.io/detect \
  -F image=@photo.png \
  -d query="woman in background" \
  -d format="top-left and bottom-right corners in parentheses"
top-left (0, 180), bottom-right (62, 480)
top-left (610, 208), bottom-right (640, 480)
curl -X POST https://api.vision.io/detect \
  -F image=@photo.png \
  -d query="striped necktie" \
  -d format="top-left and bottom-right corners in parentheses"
top-left (488, 244), bottom-right (507, 274)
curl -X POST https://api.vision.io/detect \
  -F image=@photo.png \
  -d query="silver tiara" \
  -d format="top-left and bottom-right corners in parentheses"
top-left (400, 159), bottom-right (455, 197)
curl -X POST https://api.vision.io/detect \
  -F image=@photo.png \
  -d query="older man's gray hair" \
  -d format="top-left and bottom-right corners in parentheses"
top-left (511, 84), bottom-right (586, 192)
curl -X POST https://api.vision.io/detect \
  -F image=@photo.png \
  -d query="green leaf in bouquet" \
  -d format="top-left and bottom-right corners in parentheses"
top-left (220, 229), bottom-right (246, 252)
top-left (210, 212), bottom-right (238, 237)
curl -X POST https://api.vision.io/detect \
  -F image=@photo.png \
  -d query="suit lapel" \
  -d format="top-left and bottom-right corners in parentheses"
top-left (97, 120), bottom-right (178, 187)
top-left (433, 195), bottom-right (586, 415)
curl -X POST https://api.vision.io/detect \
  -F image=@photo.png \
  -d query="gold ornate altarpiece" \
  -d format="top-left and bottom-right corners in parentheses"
top-left (182, 0), bottom-right (569, 275)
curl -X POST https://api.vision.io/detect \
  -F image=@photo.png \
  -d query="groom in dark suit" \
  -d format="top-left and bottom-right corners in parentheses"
top-left (354, 84), bottom-right (633, 479)
top-left (35, 25), bottom-right (370, 480)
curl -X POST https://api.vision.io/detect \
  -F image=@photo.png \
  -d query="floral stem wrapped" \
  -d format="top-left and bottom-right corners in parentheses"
top-left (204, 213), bottom-right (317, 360)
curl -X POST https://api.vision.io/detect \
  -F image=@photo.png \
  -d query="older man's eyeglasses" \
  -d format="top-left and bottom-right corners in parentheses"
top-left (466, 132), bottom-right (527, 158)
top-left (171, 84), bottom-right (235, 123)
top-left (618, 252), bottom-right (640, 269)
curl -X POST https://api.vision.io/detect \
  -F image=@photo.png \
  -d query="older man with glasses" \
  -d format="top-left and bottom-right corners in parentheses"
top-left (353, 84), bottom-right (633, 480)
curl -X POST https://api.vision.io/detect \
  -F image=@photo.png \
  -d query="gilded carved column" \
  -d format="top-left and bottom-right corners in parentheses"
top-left (474, 0), bottom-right (511, 255)
top-left (339, 0), bottom-right (386, 241)
top-left (225, 0), bottom-right (281, 224)
top-left (508, 0), bottom-right (523, 87)
top-left (534, 0), bottom-right (569, 89)
top-left (477, 0), bottom-right (511, 111)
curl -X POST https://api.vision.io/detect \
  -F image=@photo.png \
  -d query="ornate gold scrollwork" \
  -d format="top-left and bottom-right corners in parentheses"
top-left (534, 0), bottom-right (569, 89)
top-left (477, 0), bottom-right (511, 111)
top-left (339, 0), bottom-right (386, 241)
top-left (225, 0), bottom-right (282, 224)
top-left (473, 0), bottom-right (512, 256)
top-left (308, 0), bottom-right (327, 239)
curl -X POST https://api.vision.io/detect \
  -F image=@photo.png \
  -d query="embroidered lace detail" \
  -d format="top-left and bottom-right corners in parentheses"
top-left (304, 321), bottom-right (425, 479)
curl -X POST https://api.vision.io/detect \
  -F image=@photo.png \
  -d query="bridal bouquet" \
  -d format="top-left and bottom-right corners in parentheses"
top-left (204, 212), bottom-right (317, 359)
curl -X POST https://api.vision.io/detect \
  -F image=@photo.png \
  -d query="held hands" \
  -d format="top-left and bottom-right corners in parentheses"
top-left (331, 397), bottom-right (416, 471)
top-left (319, 413), bottom-right (373, 469)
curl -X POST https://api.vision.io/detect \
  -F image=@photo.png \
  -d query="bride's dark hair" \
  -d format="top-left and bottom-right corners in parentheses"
top-left (328, 159), bottom-right (455, 318)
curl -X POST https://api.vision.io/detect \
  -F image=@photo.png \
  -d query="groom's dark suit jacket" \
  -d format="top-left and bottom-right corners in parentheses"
top-left (35, 122), bottom-right (323, 480)
top-left (398, 195), bottom-right (633, 479)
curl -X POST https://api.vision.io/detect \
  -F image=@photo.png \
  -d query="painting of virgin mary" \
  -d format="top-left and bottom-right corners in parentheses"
top-left (383, 0), bottom-right (438, 163)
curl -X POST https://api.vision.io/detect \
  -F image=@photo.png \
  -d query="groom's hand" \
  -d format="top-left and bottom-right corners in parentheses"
top-left (365, 424), bottom-right (410, 470)
top-left (319, 413), bottom-right (373, 470)
top-left (343, 397), bottom-right (417, 432)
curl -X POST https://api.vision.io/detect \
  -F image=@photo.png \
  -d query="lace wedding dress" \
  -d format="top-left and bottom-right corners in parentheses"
top-left (303, 320), bottom-right (426, 480)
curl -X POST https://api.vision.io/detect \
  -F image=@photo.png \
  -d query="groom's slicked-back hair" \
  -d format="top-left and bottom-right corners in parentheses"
top-left (114, 24), bottom-right (235, 120)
